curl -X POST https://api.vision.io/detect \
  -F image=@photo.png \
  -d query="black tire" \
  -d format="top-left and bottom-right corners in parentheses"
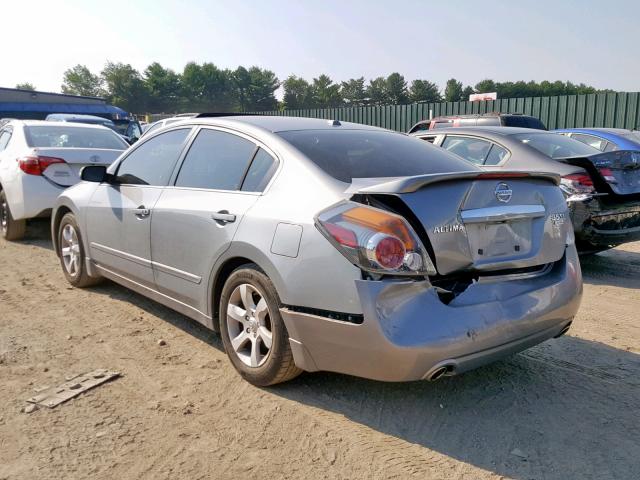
top-left (57, 213), bottom-right (102, 288)
top-left (0, 190), bottom-right (26, 241)
top-left (219, 264), bottom-right (302, 386)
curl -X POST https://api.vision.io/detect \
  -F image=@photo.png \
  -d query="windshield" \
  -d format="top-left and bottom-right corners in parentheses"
top-left (25, 126), bottom-right (128, 149)
top-left (278, 129), bottom-right (476, 183)
top-left (514, 132), bottom-right (600, 159)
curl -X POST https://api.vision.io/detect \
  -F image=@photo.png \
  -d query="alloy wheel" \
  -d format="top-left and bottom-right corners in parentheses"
top-left (61, 224), bottom-right (81, 277)
top-left (226, 283), bottom-right (273, 368)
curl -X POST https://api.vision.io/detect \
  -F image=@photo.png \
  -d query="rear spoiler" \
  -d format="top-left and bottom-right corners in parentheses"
top-left (347, 171), bottom-right (560, 194)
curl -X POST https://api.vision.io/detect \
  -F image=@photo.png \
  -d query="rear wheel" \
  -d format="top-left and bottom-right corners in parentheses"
top-left (219, 265), bottom-right (302, 386)
top-left (0, 190), bottom-right (26, 241)
top-left (57, 213), bottom-right (102, 287)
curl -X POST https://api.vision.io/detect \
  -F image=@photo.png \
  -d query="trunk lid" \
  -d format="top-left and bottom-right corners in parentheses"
top-left (558, 150), bottom-right (640, 196)
top-left (34, 148), bottom-right (124, 187)
top-left (355, 172), bottom-right (570, 275)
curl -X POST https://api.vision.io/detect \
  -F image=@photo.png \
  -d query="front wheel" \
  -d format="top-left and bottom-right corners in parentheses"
top-left (0, 190), bottom-right (26, 241)
top-left (219, 265), bottom-right (302, 386)
top-left (57, 213), bottom-right (102, 287)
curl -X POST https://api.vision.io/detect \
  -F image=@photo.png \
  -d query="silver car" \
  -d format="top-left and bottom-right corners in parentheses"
top-left (51, 116), bottom-right (582, 386)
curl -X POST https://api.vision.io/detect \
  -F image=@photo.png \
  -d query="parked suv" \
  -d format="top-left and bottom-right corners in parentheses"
top-left (409, 113), bottom-right (547, 133)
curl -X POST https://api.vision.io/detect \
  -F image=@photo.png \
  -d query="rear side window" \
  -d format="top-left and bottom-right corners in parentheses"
top-left (278, 129), bottom-right (476, 183)
top-left (241, 148), bottom-right (278, 192)
top-left (24, 126), bottom-right (127, 149)
top-left (570, 133), bottom-right (607, 151)
top-left (485, 144), bottom-right (509, 165)
top-left (603, 141), bottom-right (618, 152)
top-left (0, 129), bottom-right (12, 151)
top-left (175, 129), bottom-right (256, 190)
top-left (441, 136), bottom-right (492, 165)
top-left (116, 128), bottom-right (190, 186)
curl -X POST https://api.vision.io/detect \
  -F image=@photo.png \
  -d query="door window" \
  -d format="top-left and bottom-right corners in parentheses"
top-left (175, 129), bottom-right (256, 191)
top-left (116, 128), bottom-right (190, 185)
top-left (441, 136), bottom-right (492, 165)
top-left (241, 148), bottom-right (278, 192)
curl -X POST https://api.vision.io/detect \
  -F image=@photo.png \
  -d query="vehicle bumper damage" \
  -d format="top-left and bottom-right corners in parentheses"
top-left (569, 198), bottom-right (640, 247)
top-left (281, 246), bottom-right (582, 382)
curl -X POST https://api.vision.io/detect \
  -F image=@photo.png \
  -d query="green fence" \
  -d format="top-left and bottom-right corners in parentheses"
top-left (257, 92), bottom-right (640, 132)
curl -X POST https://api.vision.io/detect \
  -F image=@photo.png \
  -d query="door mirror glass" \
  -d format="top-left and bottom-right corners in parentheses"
top-left (81, 165), bottom-right (107, 183)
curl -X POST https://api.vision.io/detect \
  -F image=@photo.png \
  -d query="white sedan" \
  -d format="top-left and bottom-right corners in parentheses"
top-left (0, 120), bottom-right (128, 240)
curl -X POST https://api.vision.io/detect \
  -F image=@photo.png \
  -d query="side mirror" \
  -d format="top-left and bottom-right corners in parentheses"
top-left (81, 165), bottom-right (108, 183)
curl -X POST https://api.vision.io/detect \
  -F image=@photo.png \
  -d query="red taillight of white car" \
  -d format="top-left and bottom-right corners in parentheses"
top-left (315, 201), bottom-right (437, 276)
top-left (18, 155), bottom-right (66, 176)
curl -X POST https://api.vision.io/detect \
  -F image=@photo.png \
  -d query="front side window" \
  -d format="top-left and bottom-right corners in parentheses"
top-left (25, 125), bottom-right (128, 149)
top-left (441, 136), bottom-right (492, 165)
top-left (116, 128), bottom-right (190, 186)
top-left (515, 132), bottom-right (600, 159)
top-left (175, 129), bottom-right (256, 190)
top-left (569, 133), bottom-right (606, 151)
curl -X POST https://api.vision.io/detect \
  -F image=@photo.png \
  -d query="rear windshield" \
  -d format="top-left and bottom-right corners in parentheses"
top-left (515, 132), bottom-right (600, 159)
top-left (622, 131), bottom-right (640, 144)
top-left (25, 126), bottom-right (128, 149)
top-left (278, 129), bottom-right (476, 182)
top-left (502, 116), bottom-right (547, 130)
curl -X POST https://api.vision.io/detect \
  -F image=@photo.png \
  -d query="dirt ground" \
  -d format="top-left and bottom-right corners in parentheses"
top-left (1, 220), bottom-right (639, 480)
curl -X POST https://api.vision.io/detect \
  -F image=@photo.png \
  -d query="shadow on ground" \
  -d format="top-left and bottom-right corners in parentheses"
top-left (580, 247), bottom-right (640, 288)
top-left (272, 337), bottom-right (640, 479)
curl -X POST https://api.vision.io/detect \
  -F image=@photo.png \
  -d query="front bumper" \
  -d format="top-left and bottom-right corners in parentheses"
top-left (570, 198), bottom-right (640, 247)
top-left (281, 246), bottom-right (582, 382)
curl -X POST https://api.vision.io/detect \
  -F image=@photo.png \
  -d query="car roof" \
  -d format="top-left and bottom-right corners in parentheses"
top-left (187, 115), bottom-right (383, 133)
top-left (12, 119), bottom-right (115, 130)
top-left (554, 127), bottom-right (634, 135)
top-left (47, 113), bottom-right (111, 121)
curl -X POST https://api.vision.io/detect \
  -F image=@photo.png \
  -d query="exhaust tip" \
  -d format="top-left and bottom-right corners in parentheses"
top-left (426, 363), bottom-right (455, 382)
top-left (554, 322), bottom-right (572, 338)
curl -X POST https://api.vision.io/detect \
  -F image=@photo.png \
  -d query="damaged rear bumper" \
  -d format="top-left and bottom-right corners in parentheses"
top-left (570, 198), bottom-right (640, 247)
top-left (281, 246), bottom-right (582, 382)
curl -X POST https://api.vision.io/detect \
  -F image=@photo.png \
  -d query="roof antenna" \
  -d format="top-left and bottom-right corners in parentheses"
top-left (328, 119), bottom-right (341, 126)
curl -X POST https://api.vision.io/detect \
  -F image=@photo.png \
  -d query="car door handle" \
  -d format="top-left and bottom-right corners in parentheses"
top-left (211, 211), bottom-right (236, 224)
top-left (133, 207), bottom-right (150, 218)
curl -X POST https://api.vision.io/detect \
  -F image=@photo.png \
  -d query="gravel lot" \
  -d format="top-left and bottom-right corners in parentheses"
top-left (1, 220), bottom-right (639, 480)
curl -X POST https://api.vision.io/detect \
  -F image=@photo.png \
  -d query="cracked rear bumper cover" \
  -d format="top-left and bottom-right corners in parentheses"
top-left (281, 246), bottom-right (582, 382)
top-left (571, 200), bottom-right (640, 247)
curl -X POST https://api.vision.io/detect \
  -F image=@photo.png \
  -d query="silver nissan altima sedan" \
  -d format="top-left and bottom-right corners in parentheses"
top-left (51, 116), bottom-right (582, 386)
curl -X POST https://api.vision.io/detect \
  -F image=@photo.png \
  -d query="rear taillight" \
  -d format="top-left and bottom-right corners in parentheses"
top-left (315, 201), bottom-right (437, 276)
top-left (18, 155), bottom-right (66, 176)
top-left (598, 167), bottom-right (617, 184)
top-left (560, 173), bottom-right (595, 196)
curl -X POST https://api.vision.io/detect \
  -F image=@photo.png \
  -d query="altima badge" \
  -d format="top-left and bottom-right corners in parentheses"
top-left (495, 182), bottom-right (513, 203)
top-left (433, 223), bottom-right (465, 234)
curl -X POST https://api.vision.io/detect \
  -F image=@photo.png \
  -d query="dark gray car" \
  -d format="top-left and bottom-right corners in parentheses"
top-left (413, 127), bottom-right (640, 252)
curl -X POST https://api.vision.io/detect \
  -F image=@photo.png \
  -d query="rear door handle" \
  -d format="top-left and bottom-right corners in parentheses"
top-left (211, 211), bottom-right (236, 224)
top-left (133, 207), bottom-right (150, 218)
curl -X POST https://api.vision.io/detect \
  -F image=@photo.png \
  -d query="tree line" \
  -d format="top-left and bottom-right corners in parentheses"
top-left (14, 62), bottom-right (608, 114)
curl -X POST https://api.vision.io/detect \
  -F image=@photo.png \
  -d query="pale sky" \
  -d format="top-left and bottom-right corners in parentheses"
top-left (2, 0), bottom-right (639, 96)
